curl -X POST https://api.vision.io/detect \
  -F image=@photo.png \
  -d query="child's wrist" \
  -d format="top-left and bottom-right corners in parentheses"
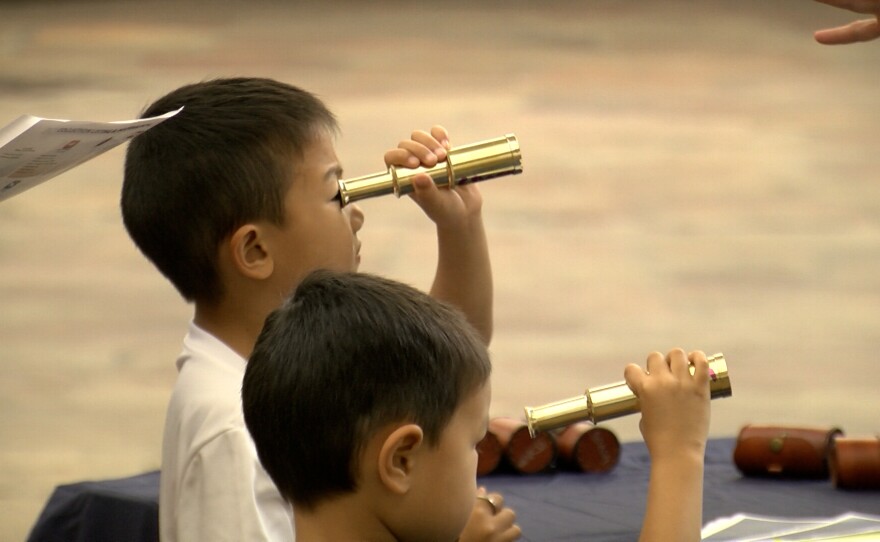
top-left (649, 441), bottom-right (706, 467)
top-left (435, 211), bottom-right (485, 236)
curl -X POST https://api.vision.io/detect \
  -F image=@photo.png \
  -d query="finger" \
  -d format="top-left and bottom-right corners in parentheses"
top-left (492, 508), bottom-right (517, 528)
top-left (409, 129), bottom-right (441, 147)
top-left (624, 363), bottom-right (646, 396)
top-left (503, 523), bottom-right (523, 542)
top-left (476, 493), bottom-right (504, 516)
top-left (398, 140), bottom-right (440, 167)
top-left (409, 130), bottom-right (447, 161)
top-left (644, 350), bottom-right (667, 375)
top-left (409, 173), bottom-right (438, 195)
top-left (492, 511), bottom-right (520, 539)
top-left (430, 125), bottom-right (451, 149)
top-left (667, 347), bottom-right (690, 379)
top-left (384, 148), bottom-right (420, 169)
top-left (487, 492), bottom-right (505, 510)
top-left (475, 496), bottom-right (495, 515)
top-left (815, 19), bottom-right (880, 43)
top-left (845, 18), bottom-right (880, 40)
top-left (688, 350), bottom-right (710, 386)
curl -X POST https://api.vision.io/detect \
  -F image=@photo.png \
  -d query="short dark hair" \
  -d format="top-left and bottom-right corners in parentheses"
top-left (242, 270), bottom-right (491, 510)
top-left (121, 77), bottom-right (337, 303)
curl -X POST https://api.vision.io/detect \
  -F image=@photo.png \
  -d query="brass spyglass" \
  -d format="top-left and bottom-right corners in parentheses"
top-left (336, 133), bottom-right (522, 206)
top-left (524, 353), bottom-right (732, 438)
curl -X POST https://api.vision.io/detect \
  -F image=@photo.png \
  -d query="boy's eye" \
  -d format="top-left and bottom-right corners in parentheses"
top-left (329, 181), bottom-right (345, 206)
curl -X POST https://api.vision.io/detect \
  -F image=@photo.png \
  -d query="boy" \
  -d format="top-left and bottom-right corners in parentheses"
top-left (121, 77), bottom-right (500, 541)
top-left (242, 270), bottom-right (712, 542)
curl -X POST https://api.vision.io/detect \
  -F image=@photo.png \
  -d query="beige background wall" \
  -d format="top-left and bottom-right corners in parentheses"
top-left (1, 1), bottom-right (878, 539)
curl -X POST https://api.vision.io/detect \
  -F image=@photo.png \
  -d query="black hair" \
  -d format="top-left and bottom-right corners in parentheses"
top-left (242, 270), bottom-right (491, 509)
top-left (121, 77), bottom-right (337, 303)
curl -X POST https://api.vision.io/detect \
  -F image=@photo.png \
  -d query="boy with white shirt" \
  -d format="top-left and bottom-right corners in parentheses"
top-left (121, 77), bottom-right (506, 541)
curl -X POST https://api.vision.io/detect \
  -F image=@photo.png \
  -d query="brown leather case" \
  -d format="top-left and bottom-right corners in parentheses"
top-left (476, 430), bottom-right (503, 476)
top-left (733, 424), bottom-right (843, 479)
top-left (555, 422), bottom-right (620, 473)
top-left (489, 417), bottom-right (556, 474)
top-left (829, 436), bottom-right (880, 490)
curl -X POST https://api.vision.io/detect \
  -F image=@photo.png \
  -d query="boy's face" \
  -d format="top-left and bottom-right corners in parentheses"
top-left (268, 131), bottom-right (364, 295)
top-left (406, 381), bottom-right (492, 541)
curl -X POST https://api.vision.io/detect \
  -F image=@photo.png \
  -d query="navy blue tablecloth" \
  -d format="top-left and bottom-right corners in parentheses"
top-left (28, 438), bottom-right (880, 542)
top-left (482, 438), bottom-right (880, 542)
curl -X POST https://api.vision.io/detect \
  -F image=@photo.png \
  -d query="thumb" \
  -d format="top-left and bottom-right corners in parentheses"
top-left (411, 173), bottom-right (436, 192)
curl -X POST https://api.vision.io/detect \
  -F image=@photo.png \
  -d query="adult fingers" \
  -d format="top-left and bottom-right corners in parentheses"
top-left (815, 19), bottom-right (880, 44)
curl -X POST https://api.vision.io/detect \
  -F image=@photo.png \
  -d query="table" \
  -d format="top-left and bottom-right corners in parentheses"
top-left (27, 470), bottom-right (158, 542)
top-left (28, 438), bottom-right (879, 542)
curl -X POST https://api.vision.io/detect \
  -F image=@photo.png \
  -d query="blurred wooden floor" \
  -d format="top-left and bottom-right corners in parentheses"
top-left (1, 0), bottom-right (879, 539)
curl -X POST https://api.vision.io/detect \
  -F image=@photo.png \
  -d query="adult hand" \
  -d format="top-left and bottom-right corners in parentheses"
top-left (814, 0), bottom-right (880, 44)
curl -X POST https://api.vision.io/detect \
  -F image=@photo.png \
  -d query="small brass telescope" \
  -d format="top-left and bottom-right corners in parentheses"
top-left (524, 353), bottom-right (732, 437)
top-left (336, 133), bottom-right (522, 206)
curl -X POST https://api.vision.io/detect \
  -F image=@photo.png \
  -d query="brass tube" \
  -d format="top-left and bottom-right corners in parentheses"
top-left (336, 133), bottom-right (522, 206)
top-left (524, 353), bottom-right (732, 437)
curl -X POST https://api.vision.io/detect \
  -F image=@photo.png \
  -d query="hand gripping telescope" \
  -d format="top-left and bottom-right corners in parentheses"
top-left (524, 353), bottom-right (732, 438)
top-left (336, 133), bottom-right (522, 206)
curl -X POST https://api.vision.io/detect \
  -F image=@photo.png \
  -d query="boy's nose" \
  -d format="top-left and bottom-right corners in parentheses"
top-left (348, 203), bottom-right (364, 232)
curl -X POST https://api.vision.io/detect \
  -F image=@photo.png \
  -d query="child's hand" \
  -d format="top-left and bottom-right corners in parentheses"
top-left (384, 126), bottom-right (484, 230)
top-left (384, 125), bottom-right (449, 170)
top-left (624, 349), bottom-right (711, 462)
top-left (458, 487), bottom-right (521, 542)
top-left (385, 126), bottom-right (493, 342)
top-left (814, 0), bottom-right (880, 44)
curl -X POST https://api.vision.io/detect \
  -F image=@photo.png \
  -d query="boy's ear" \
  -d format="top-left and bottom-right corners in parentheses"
top-left (227, 224), bottom-right (274, 280)
top-left (377, 424), bottom-right (424, 495)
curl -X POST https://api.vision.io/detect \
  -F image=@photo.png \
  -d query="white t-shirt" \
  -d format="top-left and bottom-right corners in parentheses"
top-left (159, 322), bottom-right (295, 541)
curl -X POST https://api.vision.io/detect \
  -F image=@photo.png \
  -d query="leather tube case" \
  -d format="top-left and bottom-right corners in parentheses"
top-left (830, 436), bottom-right (880, 490)
top-left (489, 417), bottom-right (556, 474)
top-left (733, 424), bottom-right (843, 479)
top-left (555, 421), bottom-right (620, 473)
top-left (476, 430), bottom-right (503, 476)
